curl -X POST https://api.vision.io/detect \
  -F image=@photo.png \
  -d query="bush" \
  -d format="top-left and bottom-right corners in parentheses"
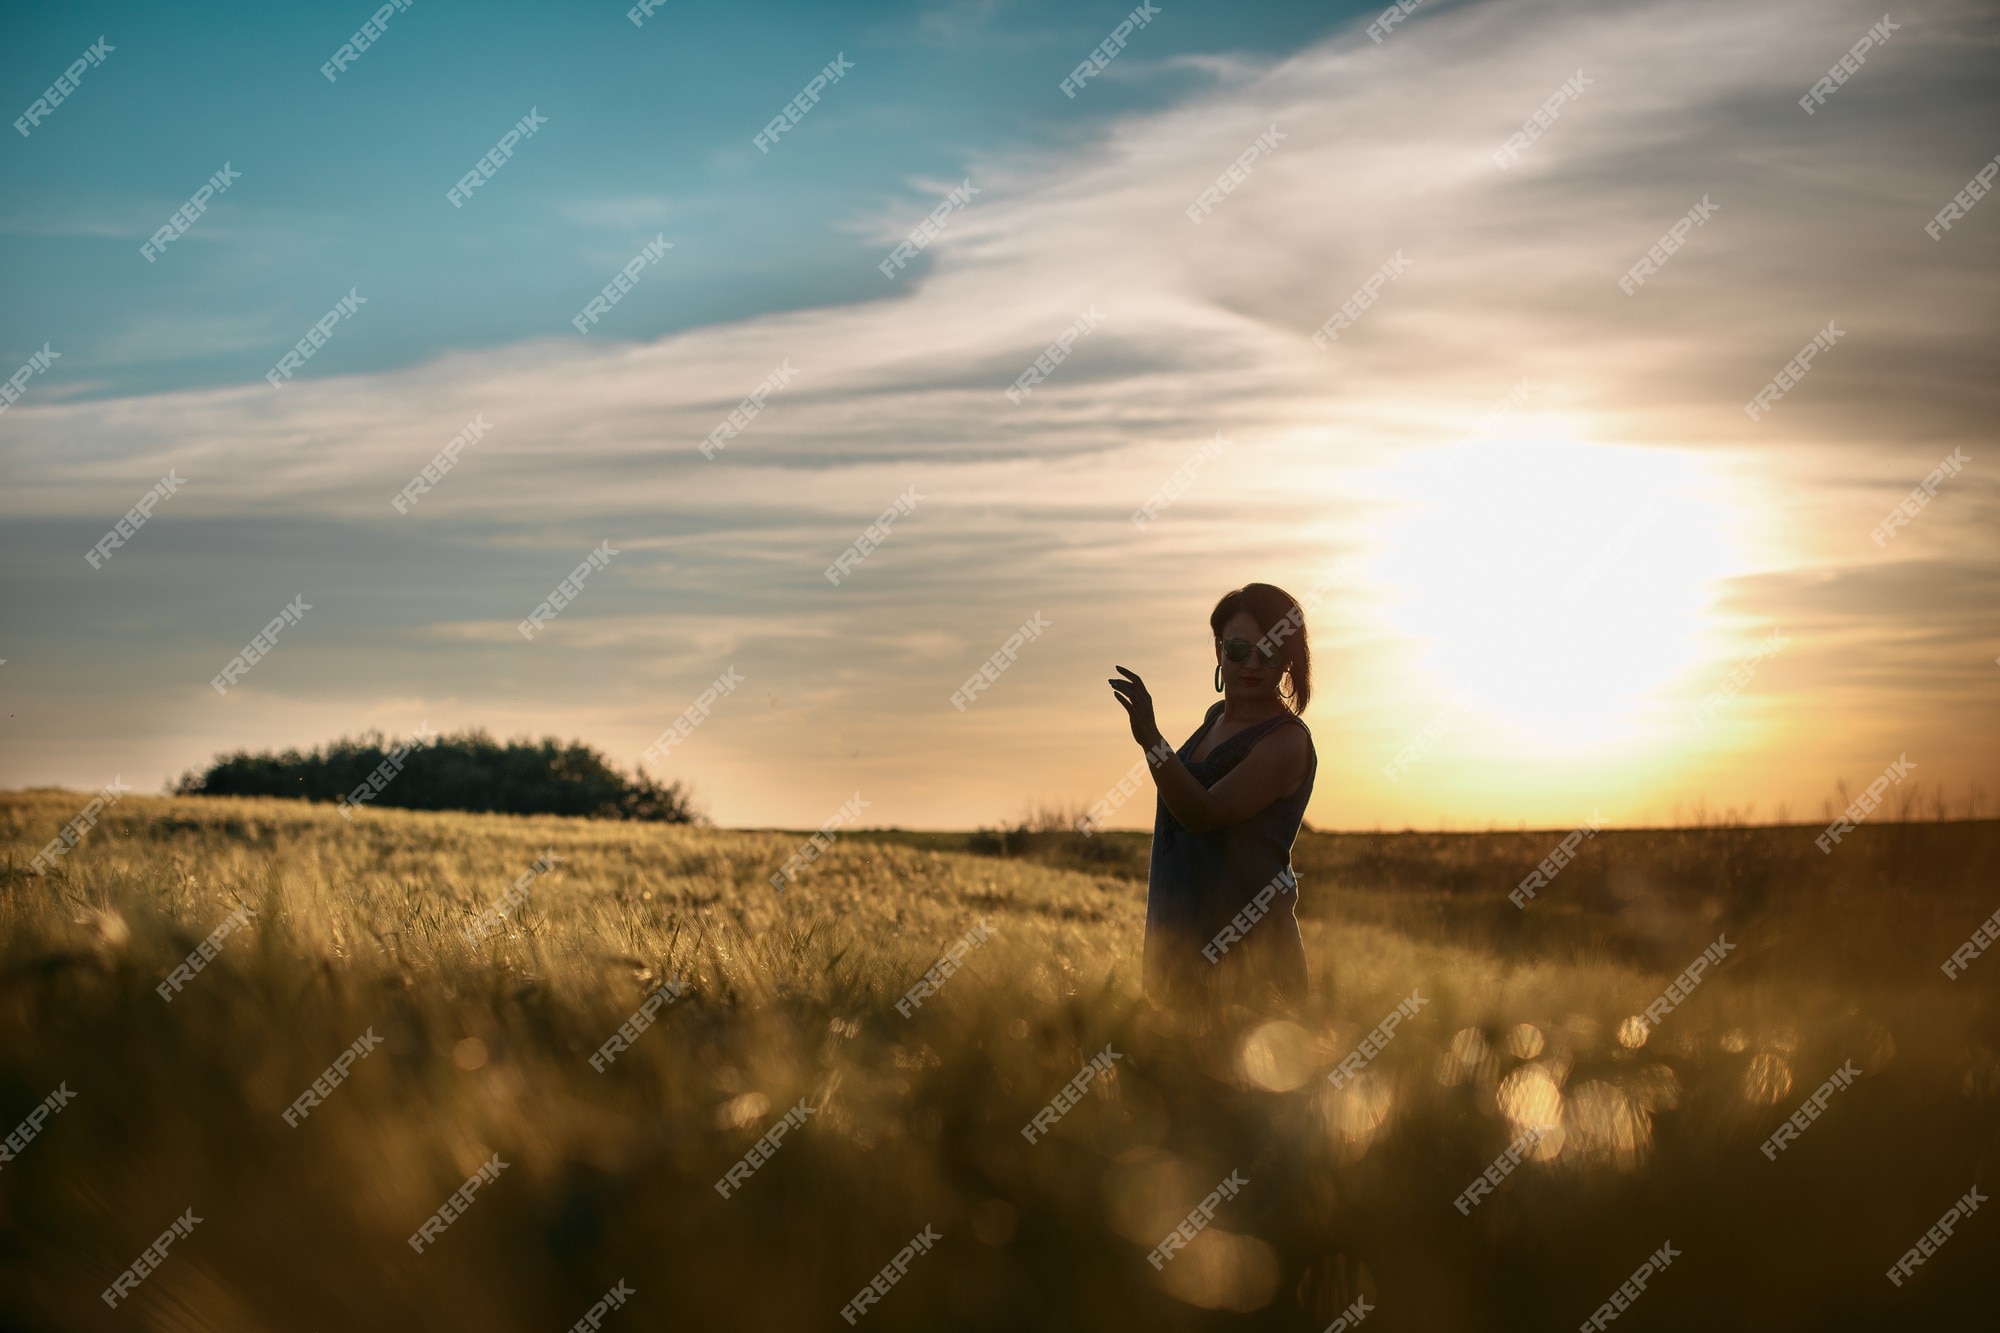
top-left (173, 728), bottom-right (703, 823)
top-left (965, 797), bottom-right (1144, 875)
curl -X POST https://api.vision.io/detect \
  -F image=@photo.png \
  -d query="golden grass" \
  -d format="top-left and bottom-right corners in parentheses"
top-left (2, 791), bottom-right (1995, 1330)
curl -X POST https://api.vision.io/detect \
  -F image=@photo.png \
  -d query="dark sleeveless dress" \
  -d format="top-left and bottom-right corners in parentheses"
top-left (1143, 701), bottom-right (1315, 1012)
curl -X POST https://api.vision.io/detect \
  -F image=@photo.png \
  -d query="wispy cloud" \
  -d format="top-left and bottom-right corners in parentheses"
top-left (558, 194), bottom-right (681, 230)
top-left (3, 0), bottom-right (1994, 827)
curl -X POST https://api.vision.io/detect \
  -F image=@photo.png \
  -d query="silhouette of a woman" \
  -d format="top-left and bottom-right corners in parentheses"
top-left (1108, 582), bottom-right (1316, 1015)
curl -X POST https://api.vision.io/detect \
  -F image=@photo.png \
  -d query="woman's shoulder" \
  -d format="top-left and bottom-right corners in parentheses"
top-left (1269, 714), bottom-right (1313, 748)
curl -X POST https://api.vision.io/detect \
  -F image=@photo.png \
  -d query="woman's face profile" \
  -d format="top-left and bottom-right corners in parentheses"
top-left (1215, 609), bottom-right (1283, 701)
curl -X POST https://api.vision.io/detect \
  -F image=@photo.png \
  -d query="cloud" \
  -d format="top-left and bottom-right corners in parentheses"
top-left (4, 0), bottom-right (1995, 827)
top-left (92, 312), bottom-right (284, 365)
top-left (558, 194), bottom-right (681, 230)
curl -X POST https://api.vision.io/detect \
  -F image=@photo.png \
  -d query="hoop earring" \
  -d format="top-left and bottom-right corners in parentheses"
top-left (1214, 664), bottom-right (1224, 693)
top-left (1278, 671), bottom-right (1296, 702)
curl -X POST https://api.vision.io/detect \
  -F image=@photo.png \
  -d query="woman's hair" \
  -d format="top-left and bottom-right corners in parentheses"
top-left (1209, 582), bottom-right (1311, 715)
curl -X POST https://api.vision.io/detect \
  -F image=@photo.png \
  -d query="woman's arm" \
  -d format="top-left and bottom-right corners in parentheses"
top-left (1108, 665), bottom-right (1311, 833)
top-left (1147, 726), bottom-right (1310, 833)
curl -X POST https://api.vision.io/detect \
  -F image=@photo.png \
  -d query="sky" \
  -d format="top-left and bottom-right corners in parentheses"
top-left (3, 0), bottom-right (1996, 832)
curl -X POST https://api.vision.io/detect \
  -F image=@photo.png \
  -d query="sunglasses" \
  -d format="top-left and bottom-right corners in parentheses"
top-left (1217, 637), bottom-right (1281, 666)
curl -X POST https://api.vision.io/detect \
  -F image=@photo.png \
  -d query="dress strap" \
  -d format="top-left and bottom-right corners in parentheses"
top-left (1239, 710), bottom-right (1306, 745)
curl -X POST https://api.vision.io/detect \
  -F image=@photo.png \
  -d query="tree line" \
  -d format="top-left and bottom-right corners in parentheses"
top-left (174, 729), bottom-right (702, 823)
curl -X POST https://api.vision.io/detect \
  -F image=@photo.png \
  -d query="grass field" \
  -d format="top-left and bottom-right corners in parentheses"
top-left (2, 789), bottom-right (1996, 1331)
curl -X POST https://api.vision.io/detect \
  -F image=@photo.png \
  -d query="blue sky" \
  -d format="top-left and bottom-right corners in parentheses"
top-left (3, 0), bottom-right (1364, 397)
top-left (4, 0), bottom-right (1997, 831)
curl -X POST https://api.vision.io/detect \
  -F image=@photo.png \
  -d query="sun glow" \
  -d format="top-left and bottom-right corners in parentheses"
top-left (1363, 428), bottom-right (1748, 750)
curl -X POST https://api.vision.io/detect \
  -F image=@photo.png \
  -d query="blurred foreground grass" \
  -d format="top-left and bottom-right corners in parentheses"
top-left (1, 791), bottom-right (1996, 1331)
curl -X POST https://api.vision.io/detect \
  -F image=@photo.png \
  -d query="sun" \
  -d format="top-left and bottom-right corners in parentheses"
top-left (1362, 428), bottom-right (1746, 750)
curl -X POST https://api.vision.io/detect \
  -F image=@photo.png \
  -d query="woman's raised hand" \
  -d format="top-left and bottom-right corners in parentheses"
top-left (1108, 665), bottom-right (1164, 751)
